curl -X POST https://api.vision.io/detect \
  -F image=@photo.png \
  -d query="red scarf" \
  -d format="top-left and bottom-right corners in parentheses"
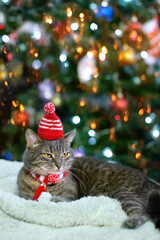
top-left (28, 170), bottom-right (69, 201)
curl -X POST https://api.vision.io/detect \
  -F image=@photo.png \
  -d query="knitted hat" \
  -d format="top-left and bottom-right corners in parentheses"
top-left (38, 102), bottom-right (63, 141)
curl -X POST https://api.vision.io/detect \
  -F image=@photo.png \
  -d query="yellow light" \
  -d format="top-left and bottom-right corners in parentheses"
top-left (139, 108), bottom-right (144, 115)
top-left (137, 35), bottom-right (143, 43)
top-left (92, 86), bottom-right (98, 93)
top-left (90, 122), bottom-right (96, 129)
top-left (135, 152), bottom-right (141, 159)
top-left (141, 74), bottom-right (146, 81)
top-left (66, 7), bottom-right (72, 17)
top-left (9, 72), bottom-right (13, 78)
top-left (45, 16), bottom-right (53, 24)
top-left (99, 52), bottom-right (106, 61)
top-left (11, 118), bottom-right (15, 125)
top-left (79, 13), bottom-right (84, 18)
top-left (147, 104), bottom-right (151, 114)
top-left (19, 104), bottom-right (24, 112)
top-left (12, 100), bottom-right (19, 107)
top-left (34, 52), bottom-right (38, 57)
top-left (124, 115), bottom-right (128, 122)
top-left (87, 51), bottom-right (94, 58)
top-left (80, 100), bottom-right (85, 107)
top-left (111, 94), bottom-right (117, 102)
top-left (4, 81), bottom-right (8, 86)
top-left (77, 47), bottom-right (83, 54)
top-left (79, 12), bottom-right (85, 21)
top-left (102, 46), bottom-right (108, 54)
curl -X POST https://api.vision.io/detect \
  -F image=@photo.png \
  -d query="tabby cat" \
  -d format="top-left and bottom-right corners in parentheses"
top-left (17, 128), bottom-right (160, 229)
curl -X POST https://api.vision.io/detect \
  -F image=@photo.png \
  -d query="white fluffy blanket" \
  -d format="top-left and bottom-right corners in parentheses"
top-left (0, 160), bottom-right (159, 240)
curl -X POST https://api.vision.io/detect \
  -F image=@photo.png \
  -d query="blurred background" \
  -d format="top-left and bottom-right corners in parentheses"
top-left (0, 0), bottom-right (160, 181)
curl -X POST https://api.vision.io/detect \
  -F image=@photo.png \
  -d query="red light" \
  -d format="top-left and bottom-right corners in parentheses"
top-left (0, 24), bottom-right (4, 30)
top-left (115, 114), bottom-right (120, 121)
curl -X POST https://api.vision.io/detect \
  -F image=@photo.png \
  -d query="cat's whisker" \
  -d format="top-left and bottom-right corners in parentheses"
top-left (69, 171), bottom-right (86, 191)
top-left (70, 167), bottom-right (90, 181)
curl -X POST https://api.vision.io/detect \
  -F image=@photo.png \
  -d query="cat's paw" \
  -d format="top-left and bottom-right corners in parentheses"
top-left (123, 215), bottom-right (148, 229)
top-left (124, 217), bottom-right (142, 229)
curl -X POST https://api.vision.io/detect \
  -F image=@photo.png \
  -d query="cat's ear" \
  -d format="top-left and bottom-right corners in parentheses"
top-left (63, 129), bottom-right (76, 145)
top-left (25, 129), bottom-right (42, 148)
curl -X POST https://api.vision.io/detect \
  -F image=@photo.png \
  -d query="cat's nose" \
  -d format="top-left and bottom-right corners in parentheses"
top-left (57, 164), bottom-right (62, 169)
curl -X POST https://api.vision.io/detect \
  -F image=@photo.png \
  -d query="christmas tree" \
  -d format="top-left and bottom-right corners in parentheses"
top-left (0, 0), bottom-right (160, 181)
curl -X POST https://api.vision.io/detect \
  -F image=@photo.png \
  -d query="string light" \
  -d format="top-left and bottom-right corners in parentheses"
top-left (12, 100), bottom-right (19, 107)
top-left (80, 100), bottom-right (85, 107)
top-left (77, 47), bottom-right (83, 54)
top-left (66, 7), bottom-right (72, 17)
top-left (102, 147), bottom-right (113, 158)
top-left (135, 152), bottom-right (141, 160)
top-left (115, 29), bottom-right (123, 37)
top-left (90, 23), bottom-right (98, 31)
top-left (90, 122), bottom-right (96, 129)
top-left (145, 116), bottom-right (152, 124)
top-left (88, 129), bottom-right (96, 137)
top-left (32, 60), bottom-right (42, 69)
top-left (2, 35), bottom-right (9, 43)
top-left (88, 137), bottom-right (96, 145)
top-left (59, 52), bottom-right (67, 62)
top-left (44, 16), bottom-right (53, 24)
top-left (139, 109), bottom-right (144, 115)
top-left (151, 125), bottom-right (160, 139)
top-left (19, 104), bottom-right (24, 112)
top-left (99, 52), bottom-right (106, 61)
top-left (102, 46), bottom-right (108, 54)
top-left (79, 13), bottom-right (85, 21)
top-left (72, 116), bottom-right (81, 124)
top-left (140, 51), bottom-right (148, 59)
top-left (87, 51), bottom-right (94, 58)
top-left (71, 22), bottom-right (79, 31)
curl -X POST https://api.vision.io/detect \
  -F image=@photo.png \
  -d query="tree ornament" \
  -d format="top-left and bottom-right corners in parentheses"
top-left (95, 5), bottom-right (114, 22)
top-left (77, 53), bottom-right (96, 83)
top-left (118, 46), bottom-right (136, 66)
top-left (13, 110), bottom-right (29, 127)
top-left (112, 97), bottom-right (128, 112)
top-left (38, 80), bottom-right (54, 101)
top-left (142, 15), bottom-right (160, 65)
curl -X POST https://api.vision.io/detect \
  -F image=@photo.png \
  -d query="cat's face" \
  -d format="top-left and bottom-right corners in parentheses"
top-left (23, 129), bottom-right (76, 175)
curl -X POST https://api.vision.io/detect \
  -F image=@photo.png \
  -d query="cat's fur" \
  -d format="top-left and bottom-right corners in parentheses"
top-left (17, 128), bottom-right (160, 229)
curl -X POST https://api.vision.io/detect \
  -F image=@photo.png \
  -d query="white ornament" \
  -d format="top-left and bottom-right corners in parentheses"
top-left (77, 54), bottom-right (96, 83)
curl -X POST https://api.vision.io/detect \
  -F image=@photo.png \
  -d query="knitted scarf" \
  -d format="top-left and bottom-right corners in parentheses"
top-left (28, 170), bottom-right (69, 201)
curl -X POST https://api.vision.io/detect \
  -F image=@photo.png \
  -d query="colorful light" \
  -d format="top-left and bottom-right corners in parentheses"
top-left (71, 22), bottom-right (79, 31)
top-left (145, 116), bottom-right (152, 124)
top-left (59, 52), bottom-right (67, 62)
top-left (2, 35), bottom-right (9, 43)
top-left (102, 147), bottom-right (113, 158)
top-left (90, 23), bottom-right (98, 31)
top-left (88, 130), bottom-right (96, 137)
top-left (88, 137), bottom-right (96, 145)
top-left (72, 116), bottom-right (81, 124)
top-left (32, 60), bottom-right (42, 69)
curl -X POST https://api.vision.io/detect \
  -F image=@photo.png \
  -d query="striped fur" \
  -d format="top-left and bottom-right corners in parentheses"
top-left (17, 129), bottom-right (160, 229)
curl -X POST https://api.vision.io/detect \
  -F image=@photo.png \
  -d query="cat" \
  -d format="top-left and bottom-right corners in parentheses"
top-left (17, 128), bottom-right (160, 229)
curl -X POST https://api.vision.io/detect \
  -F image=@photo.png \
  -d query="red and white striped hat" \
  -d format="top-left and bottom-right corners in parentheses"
top-left (38, 102), bottom-right (63, 141)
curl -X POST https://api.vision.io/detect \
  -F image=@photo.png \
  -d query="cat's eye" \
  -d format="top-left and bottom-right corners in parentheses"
top-left (44, 153), bottom-right (52, 158)
top-left (62, 152), bottom-right (68, 158)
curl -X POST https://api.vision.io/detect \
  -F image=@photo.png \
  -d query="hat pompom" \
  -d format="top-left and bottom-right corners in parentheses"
top-left (44, 102), bottom-right (55, 114)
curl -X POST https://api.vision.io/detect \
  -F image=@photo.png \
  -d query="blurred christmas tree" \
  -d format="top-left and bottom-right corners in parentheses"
top-left (0, 0), bottom-right (160, 181)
